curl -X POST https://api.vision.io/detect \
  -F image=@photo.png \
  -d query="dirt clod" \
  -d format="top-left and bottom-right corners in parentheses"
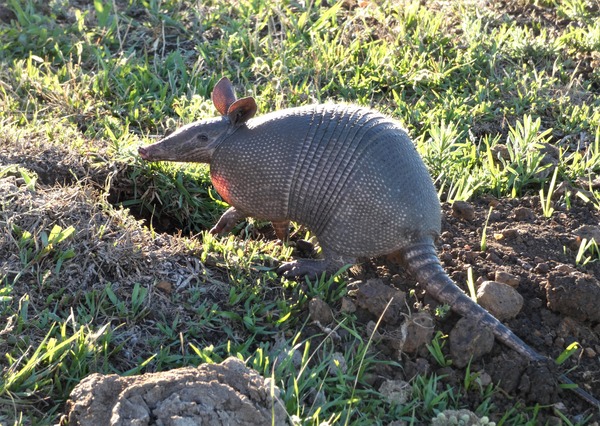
top-left (63, 357), bottom-right (287, 426)
top-left (449, 317), bottom-right (495, 368)
top-left (308, 297), bottom-right (334, 324)
top-left (399, 312), bottom-right (435, 354)
top-left (545, 273), bottom-right (600, 322)
top-left (452, 201), bottom-right (476, 221)
top-left (348, 279), bottom-right (406, 325)
top-left (493, 271), bottom-right (520, 287)
top-left (513, 207), bottom-right (535, 222)
top-left (379, 379), bottom-right (411, 404)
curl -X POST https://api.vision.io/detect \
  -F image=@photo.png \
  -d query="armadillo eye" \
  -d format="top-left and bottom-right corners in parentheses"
top-left (197, 134), bottom-right (209, 142)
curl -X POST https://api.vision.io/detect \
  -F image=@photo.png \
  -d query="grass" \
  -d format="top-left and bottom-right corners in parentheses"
top-left (0, 0), bottom-right (599, 424)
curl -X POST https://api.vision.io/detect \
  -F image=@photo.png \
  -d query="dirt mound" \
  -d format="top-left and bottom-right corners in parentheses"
top-left (63, 356), bottom-right (288, 425)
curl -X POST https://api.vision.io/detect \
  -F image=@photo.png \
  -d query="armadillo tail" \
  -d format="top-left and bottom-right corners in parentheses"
top-left (401, 241), bottom-right (600, 408)
top-left (399, 241), bottom-right (544, 362)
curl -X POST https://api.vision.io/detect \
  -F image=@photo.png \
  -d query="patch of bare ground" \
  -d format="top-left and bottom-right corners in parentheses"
top-left (354, 195), bottom-right (600, 422)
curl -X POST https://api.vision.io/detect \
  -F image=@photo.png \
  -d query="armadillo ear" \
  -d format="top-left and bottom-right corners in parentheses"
top-left (227, 96), bottom-right (257, 126)
top-left (212, 77), bottom-right (237, 116)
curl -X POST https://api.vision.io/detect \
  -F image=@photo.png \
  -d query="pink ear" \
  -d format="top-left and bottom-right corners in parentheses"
top-left (212, 77), bottom-right (237, 116)
top-left (227, 96), bottom-right (258, 125)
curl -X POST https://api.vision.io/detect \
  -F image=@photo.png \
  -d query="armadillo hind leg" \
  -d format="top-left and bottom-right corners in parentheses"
top-left (278, 246), bottom-right (355, 279)
top-left (209, 207), bottom-right (246, 235)
top-left (399, 240), bottom-right (544, 362)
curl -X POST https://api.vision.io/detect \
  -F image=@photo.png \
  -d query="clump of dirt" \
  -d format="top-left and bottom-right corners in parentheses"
top-left (62, 356), bottom-right (287, 426)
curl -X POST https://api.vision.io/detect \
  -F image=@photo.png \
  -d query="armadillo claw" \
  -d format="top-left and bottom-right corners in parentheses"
top-left (209, 207), bottom-right (246, 235)
top-left (277, 259), bottom-right (329, 279)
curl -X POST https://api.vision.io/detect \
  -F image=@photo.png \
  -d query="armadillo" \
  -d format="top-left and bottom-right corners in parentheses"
top-left (138, 77), bottom-right (599, 406)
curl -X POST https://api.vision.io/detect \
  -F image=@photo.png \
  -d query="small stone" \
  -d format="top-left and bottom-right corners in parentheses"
top-left (513, 207), bottom-right (535, 222)
top-left (494, 271), bottom-right (520, 287)
top-left (534, 262), bottom-right (550, 274)
top-left (379, 379), bottom-right (411, 404)
top-left (399, 312), bottom-right (435, 354)
top-left (452, 201), bottom-right (475, 221)
top-left (340, 297), bottom-right (356, 313)
top-left (574, 224), bottom-right (600, 242)
top-left (486, 251), bottom-right (502, 264)
top-left (501, 228), bottom-right (519, 239)
top-left (308, 297), bottom-right (334, 324)
top-left (491, 144), bottom-right (510, 161)
top-left (584, 347), bottom-right (596, 358)
top-left (450, 317), bottom-right (495, 368)
top-left (328, 352), bottom-right (347, 376)
top-left (554, 264), bottom-right (576, 274)
top-left (477, 281), bottom-right (524, 321)
top-left (155, 280), bottom-right (173, 293)
top-left (478, 371), bottom-right (492, 387)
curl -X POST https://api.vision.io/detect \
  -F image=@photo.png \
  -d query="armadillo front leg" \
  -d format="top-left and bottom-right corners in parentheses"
top-left (209, 207), bottom-right (246, 235)
top-left (272, 220), bottom-right (290, 241)
top-left (277, 246), bottom-right (355, 279)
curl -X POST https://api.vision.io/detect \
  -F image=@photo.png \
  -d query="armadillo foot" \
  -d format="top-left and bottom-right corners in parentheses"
top-left (209, 207), bottom-right (246, 235)
top-left (278, 250), bottom-right (355, 279)
top-left (271, 220), bottom-right (290, 241)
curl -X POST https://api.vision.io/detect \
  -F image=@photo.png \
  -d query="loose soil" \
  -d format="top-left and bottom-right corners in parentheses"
top-left (360, 195), bottom-right (600, 422)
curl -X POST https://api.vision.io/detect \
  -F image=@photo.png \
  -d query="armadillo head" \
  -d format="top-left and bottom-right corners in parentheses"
top-left (138, 117), bottom-right (231, 163)
top-left (138, 77), bottom-right (257, 164)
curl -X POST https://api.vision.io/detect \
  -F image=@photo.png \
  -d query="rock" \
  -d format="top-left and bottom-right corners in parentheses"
top-left (308, 297), bottom-right (334, 324)
top-left (431, 409), bottom-right (495, 426)
top-left (449, 317), bottom-right (495, 368)
top-left (490, 144), bottom-right (510, 161)
top-left (271, 334), bottom-right (303, 370)
top-left (554, 263), bottom-right (576, 274)
top-left (501, 228), bottom-right (519, 239)
top-left (379, 379), bottom-right (411, 404)
top-left (476, 280), bottom-right (524, 321)
top-left (399, 312), bottom-right (434, 354)
top-left (328, 352), bottom-right (347, 376)
top-left (534, 262), bottom-right (550, 274)
top-left (63, 357), bottom-right (288, 426)
top-left (573, 224), bottom-right (600, 242)
top-left (545, 274), bottom-right (600, 322)
top-left (340, 297), bottom-right (356, 313)
top-left (452, 201), bottom-right (475, 221)
top-left (513, 207), bottom-right (535, 222)
top-left (494, 271), bottom-right (520, 287)
top-left (348, 279), bottom-right (406, 324)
